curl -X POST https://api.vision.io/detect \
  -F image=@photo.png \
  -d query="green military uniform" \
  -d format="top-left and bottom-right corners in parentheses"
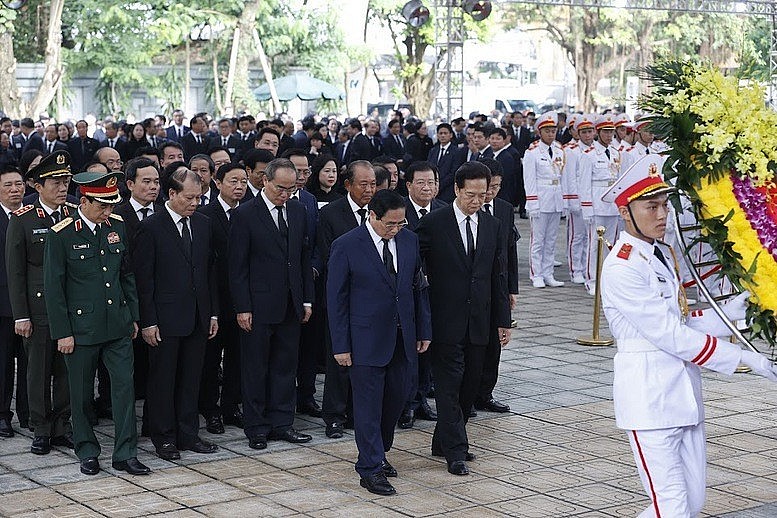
top-left (44, 171), bottom-right (141, 464)
top-left (6, 152), bottom-right (74, 442)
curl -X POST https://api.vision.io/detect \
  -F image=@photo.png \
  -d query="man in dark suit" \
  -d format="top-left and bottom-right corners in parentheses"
top-left (318, 161), bottom-right (376, 438)
top-left (382, 120), bottom-right (406, 168)
top-left (475, 159), bottom-right (519, 414)
top-left (42, 125), bottom-right (68, 155)
top-left (68, 120), bottom-right (101, 172)
top-left (166, 109), bottom-right (190, 143)
top-left (327, 189), bottom-right (431, 496)
top-left (364, 120), bottom-right (383, 159)
top-left (198, 163), bottom-right (246, 434)
top-left (134, 168), bottom-right (220, 461)
top-left (229, 158), bottom-right (314, 450)
top-left (427, 123), bottom-right (456, 203)
top-left (487, 128), bottom-right (518, 207)
top-left (188, 154), bottom-right (219, 206)
top-left (12, 118), bottom-right (45, 160)
top-left (112, 158), bottom-right (163, 408)
top-left (253, 127), bottom-right (281, 158)
top-left (451, 117), bottom-right (467, 146)
top-left (397, 161), bottom-right (446, 430)
top-left (209, 118), bottom-right (242, 161)
top-left (344, 120), bottom-right (374, 165)
top-left (0, 165), bottom-right (27, 437)
top-left (242, 149), bottom-right (275, 201)
top-left (100, 122), bottom-right (128, 163)
top-left (180, 115), bottom-right (209, 162)
top-left (416, 161), bottom-right (511, 476)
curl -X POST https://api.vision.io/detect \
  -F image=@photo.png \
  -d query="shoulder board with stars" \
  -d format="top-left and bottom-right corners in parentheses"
top-left (64, 201), bottom-right (78, 209)
top-left (563, 142), bottom-right (578, 150)
top-left (12, 204), bottom-right (34, 217)
top-left (51, 217), bottom-right (74, 233)
top-left (109, 213), bottom-right (123, 222)
top-left (616, 243), bottom-right (633, 260)
top-left (583, 147), bottom-right (595, 154)
top-left (528, 141), bottom-right (539, 151)
top-left (36, 208), bottom-right (46, 219)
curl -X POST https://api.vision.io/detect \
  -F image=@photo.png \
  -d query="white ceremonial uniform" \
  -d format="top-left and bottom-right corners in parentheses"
top-left (561, 140), bottom-right (590, 283)
top-left (602, 232), bottom-right (743, 517)
top-left (622, 141), bottom-right (662, 172)
top-left (523, 139), bottom-right (565, 282)
top-left (579, 140), bottom-right (621, 291)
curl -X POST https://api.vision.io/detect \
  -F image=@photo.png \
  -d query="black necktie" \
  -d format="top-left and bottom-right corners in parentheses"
top-left (276, 205), bottom-right (288, 236)
top-left (548, 146), bottom-right (553, 159)
top-left (646, 148), bottom-right (650, 155)
top-left (357, 208), bottom-right (367, 225)
top-left (178, 128), bottom-right (182, 138)
top-left (483, 204), bottom-right (491, 215)
top-left (419, 208), bottom-right (428, 218)
top-left (200, 195), bottom-right (207, 206)
top-left (382, 238), bottom-right (396, 283)
top-left (654, 245), bottom-right (669, 270)
top-left (226, 208), bottom-right (232, 222)
top-left (151, 136), bottom-right (156, 147)
top-left (48, 142), bottom-right (53, 153)
top-left (51, 210), bottom-right (60, 225)
top-left (94, 223), bottom-right (100, 236)
top-left (223, 138), bottom-right (227, 146)
top-left (139, 207), bottom-right (150, 220)
top-left (465, 216), bottom-right (475, 262)
top-left (181, 217), bottom-right (192, 256)
top-left (109, 139), bottom-right (114, 148)
top-left (605, 148), bottom-right (611, 160)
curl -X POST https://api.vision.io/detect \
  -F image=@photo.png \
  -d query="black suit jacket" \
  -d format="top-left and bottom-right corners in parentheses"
top-left (486, 198), bottom-right (519, 295)
top-left (493, 148), bottom-right (518, 205)
top-left (427, 144), bottom-right (456, 203)
top-left (42, 140), bottom-right (68, 155)
top-left (0, 210), bottom-right (13, 317)
top-left (228, 196), bottom-right (313, 324)
top-left (316, 195), bottom-right (361, 273)
top-left (67, 136), bottom-right (101, 171)
top-left (180, 133), bottom-right (209, 162)
top-left (382, 134), bottom-right (406, 161)
top-left (208, 134), bottom-right (242, 159)
top-left (416, 205), bottom-right (509, 345)
top-left (112, 200), bottom-right (165, 252)
top-left (346, 134), bottom-right (374, 164)
top-left (23, 133), bottom-right (46, 155)
top-left (166, 125), bottom-right (190, 142)
top-left (100, 136), bottom-right (128, 162)
top-left (133, 208), bottom-right (217, 336)
top-left (199, 201), bottom-right (236, 320)
top-left (404, 197), bottom-right (448, 232)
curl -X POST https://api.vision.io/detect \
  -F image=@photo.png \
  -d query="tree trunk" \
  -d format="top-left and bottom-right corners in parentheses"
top-left (0, 31), bottom-right (24, 118)
top-left (212, 52), bottom-right (224, 116)
top-left (404, 68), bottom-right (435, 118)
top-left (576, 9), bottom-right (599, 112)
top-left (222, 26), bottom-right (241, 116)
top-left (233, 0), bottom-right (261, 114)
top-left (28, 0), bottom-right (65, 118)
top-left (251, 29), bottom-right (281, 115)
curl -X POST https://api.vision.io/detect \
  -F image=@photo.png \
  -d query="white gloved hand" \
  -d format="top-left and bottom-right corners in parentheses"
top-left (741, 350), bottom-right (777, 382)
top-left (528, 210), bottom-right (539, 220)
top-left (722, 291), bottom-right (750, 322)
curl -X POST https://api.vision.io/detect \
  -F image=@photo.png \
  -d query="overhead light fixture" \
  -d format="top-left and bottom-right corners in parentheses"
top-left (1, 0), bottom-right (27, 9)
top-left (462, 0), bottom-right (492, 22)
top-left (402, 0), bottom-right (430, 28)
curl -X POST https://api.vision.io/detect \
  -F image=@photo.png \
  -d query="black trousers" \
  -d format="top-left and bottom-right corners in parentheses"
top-left (297, 275), bottom-right (325, 405)
top-left (146, 322), bottom-right (207, 450)
top-left (430, 339), bottom-right (486, 462)
top-left (0, 316), bottom-right (22, 421)
top-left (477, 326), bottom-right (502, 402)
top-left (14, 335), bottom-right (29, 426)
top-left (241, 299), bottom-right (300, 438)
top-left (199, 317), bottom-right (241, 418)
top-left (402, 350), bottom-right (432, 412)
top-left (322, 314), bottom-right (352, 427)
top-left (131, 335), bottom-right (149, 400)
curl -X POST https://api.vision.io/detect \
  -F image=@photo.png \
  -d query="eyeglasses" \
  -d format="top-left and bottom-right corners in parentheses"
top-left (268, 182), bottom-right (297, 195)
top-left (380, 218), bottom-right (408, 230)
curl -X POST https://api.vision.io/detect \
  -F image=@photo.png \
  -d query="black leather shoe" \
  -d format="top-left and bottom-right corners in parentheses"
top-left (80, 457), bottom-right (100, 475)
top-left (205, 415), bottom-right (225, 434)
top-left (186, 439), bottom-right (219, 454)
top-left (156, 442), bottom-right (181, 461)
top-left (31, 436), bottom-right (51, 455)
top-left (467, 406), bottom-right (478, 418)
top-left (325, 422), bottom-right (344, 439)
top-left (248, 434), bottom-right (267, 450)
top-left (0, 418), bottom-right (13, 438)
top-left (140, 422), bottom-right (150, 437)
top-left (222, 410), bottom-right (244, 429)
top-left (381, 459), bottom-right (397, 478)
top-left (112, 457), bottom-right (150, 475)
top-left (447, 460), bottom-right (469, 476)
top-left (416, 401), bottom-right (437, 421)
top-left (519, 211), bottom-right (528, 219)
top-left (51, 433), bottom-right (74, 449)
top-left (360, 472), bottom-right (396, 496)
top-left (432, 451), bottom-right (476, 462)
top-left (268, 428), bottom-right (312, 443)
top-left (475, 398), bottom-right (510, 413)
top-left (297, 400), bottom-right (323, 418)
top-left (398, 409), bottom-right (414, 429)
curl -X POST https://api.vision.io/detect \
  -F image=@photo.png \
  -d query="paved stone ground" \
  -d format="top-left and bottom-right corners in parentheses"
top-left (1, 216), bottom-right (777, 517)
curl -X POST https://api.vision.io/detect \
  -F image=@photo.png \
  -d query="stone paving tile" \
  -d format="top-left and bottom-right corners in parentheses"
top-left (11, 504), bottom-right (105, 518)
top-left (187, 455), bottom-right (277, 479)
top-left (0, 449), bottom-right (76, 471)
top-left (159, 480), bottom-right (253, 507)
top-left (486, 493), bottom-right (592, 517)
top-left (21, 463), bottom-right (111, 486)
top-left (0, 487), bottom-right (72, 515)
top-left (268, 487), bottom-right (365, 514)
top-left (195, 495), bottom-right (299, 517)
top-left (0, 472), bottom-right (41, 493)
top-left (129, 465), bottom-right (213, 491)
top-left (52, 475), bottom-right (145, 502)
top-left (225, 470), bottom-right (315, 495)
top-left (86, 491), bottom-right (183, 517)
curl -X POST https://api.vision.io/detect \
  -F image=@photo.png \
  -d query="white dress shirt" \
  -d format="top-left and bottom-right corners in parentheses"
top-left (165, 201), bottom-right (189, 237)
top-left (217, 195), bottom-right (236, 220)
top-left (347, 193), bottom-right (367, 225)
top-left (366, 219), bottom-right (397, 272)
top-left (452, 201), bottom-right (478, 254)
top-left (130, 197), bottom-right (154, 220)
top-left (260, 188), bottom-right (285, 230)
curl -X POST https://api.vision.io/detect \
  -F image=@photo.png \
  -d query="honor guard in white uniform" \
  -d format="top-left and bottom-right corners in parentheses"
top-left (600, 155), bottom-right (777, 518)
top-left (566, 113), bottom-right (580, 144)
top-left (523, 111), bottom-right (565, 288)
top-left (579, 114), bottom-right (622, 295)
top-left (561, 114), bottom-right (596, 284)
top-left (613, 113), bottom-right (632, 152)
top-left (622, 116), bottom-right (661, 172)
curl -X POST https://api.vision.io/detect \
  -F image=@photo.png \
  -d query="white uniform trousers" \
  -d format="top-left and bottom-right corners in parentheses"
top-left (584, 215), bottom-right (619, 291)
top-left (566, 210), bottom-right (587, 280)
top-left (628, 424), bottom-right (706, 518)
top-left (529, 211), bottom-right (561, 281)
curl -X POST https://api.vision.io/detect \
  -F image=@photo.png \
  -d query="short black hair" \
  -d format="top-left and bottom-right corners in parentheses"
top-left (258, 127), bottom-right (280, 140)
top-left (368, 189), bottom-right (405, 219)
top-left (406, 161), bottom-right (439, 183)
top-left (489, 127), bottom-right (507, 139)
top-left (125, 157), bottom-right (159, 182)
top-left (280, 148), bottom-right (307, 159)
top-left (135, 146), bottom-right (161, 159)
top-left (371, 155), bottom-right (397, 168)
top-left (309, 132), bottom-right (323, 143)
top-left (311, 154), bottom-right (337, 176)
top-left (20, 118), bottom-right (34, 129)
top-left (301, 119), bottom-right (316, 131)
top-left (161, 141), bottom-right (183, 154)
top-left (208, 146), bottom-right (230, 157)
top-left (243, 149), bottom-right (276, 170)
top-left (451, 117), bottom-right (466, 125)
top-left (388, 119), bottom-right (401, 130)
top-left (478, 157), bottom-right (503, 178)
top-left (347, 119), bottom-right (362, 131)
top-left (455, 161), bottom-right (491, 189)
top-left (470, 124), bottom-right (486, 136)
top-left (215, 162), bottom-right (244, 182)
top-left (374, 165), bottom-right (391, 188)
top-left (436, 123), bottom-right (453, 134)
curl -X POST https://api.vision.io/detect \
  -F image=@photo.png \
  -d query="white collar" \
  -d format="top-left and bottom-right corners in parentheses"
top-left (347, 193), bottom-right (365, 214)
top-left (129, 197), bottom-right (153, 213)
top-left (77, 207), bottom-right (98, 233)
top-left (409, 196), bottom-right (430, 214)
top-left (217, 194), bottom-right (237, 215)
top-left (452, 200), bottom-right (477, 226)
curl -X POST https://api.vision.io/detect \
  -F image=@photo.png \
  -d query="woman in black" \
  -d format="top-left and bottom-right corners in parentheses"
top-left (305, 154), bottom-right (342, 208)
top-left (403, 120), bottom-right (433, 169)
top-left (123, 122), bottom-right (147, 162)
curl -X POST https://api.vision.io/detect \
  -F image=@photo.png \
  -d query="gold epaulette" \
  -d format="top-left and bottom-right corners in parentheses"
top-left (52, 217), bottom-right (74, 233)
top-left (12, 204), bottom-right (34, 217)
top-left (109, 213), bottom-right (123, 222)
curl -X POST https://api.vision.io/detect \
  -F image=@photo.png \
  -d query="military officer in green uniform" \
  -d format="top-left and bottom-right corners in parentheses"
top-left (44, 171), bottom-right (150, 476)
top-left (6, 150), bottom-right (74, 455)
